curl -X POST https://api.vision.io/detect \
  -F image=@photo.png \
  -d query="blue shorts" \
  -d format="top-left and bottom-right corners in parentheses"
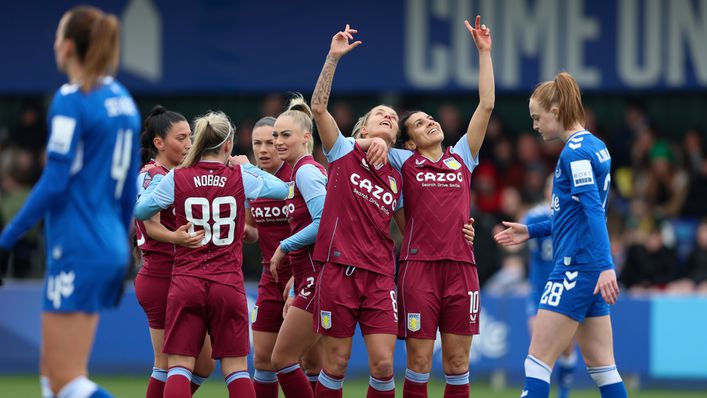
top-left (43, 262), bottom-right (128, 312)
top-left (537, 268), bottom-right (610, 323)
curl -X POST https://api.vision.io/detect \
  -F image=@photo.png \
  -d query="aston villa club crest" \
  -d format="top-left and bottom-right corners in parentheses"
top-left (251, 305), bottom-right (259, 323)
top-left (407, 313), bottom-right (421, 332)
top-left (388, 176), bottom-right (398, 194)
top-left (142, 173), bottom-right (152, 190)
top-left (286, 181), bottom-right (295, 199)
top-left (320, 311), bottom-right (332, 329)
top-left (443, 158), bottom-right (462, 170)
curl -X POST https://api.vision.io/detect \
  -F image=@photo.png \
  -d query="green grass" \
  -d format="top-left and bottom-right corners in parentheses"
top-left (1, 375), bottom-right (705, 397)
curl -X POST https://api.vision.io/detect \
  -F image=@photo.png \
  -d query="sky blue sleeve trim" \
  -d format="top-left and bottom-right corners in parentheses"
top-left (134, 173), bottom-right (169, 220)
top-left (528, 220), bottom-right (552, 239)
top-left (578, 190), bottom-right (614, 268)
top-left (242, 163), bottom-right (289, 200)
top-left (280, 194), bottom-right (325, 252)
top-left (296, 165), bottom-right (327, 201)
top-left (450, 133), bottom-right (480, 172)
top-left (323, 132), bottom-right (354, 163)
top-left (388, 148), bottom-right (413, 172)
top-left (0, 159), bottom-right (71, 250)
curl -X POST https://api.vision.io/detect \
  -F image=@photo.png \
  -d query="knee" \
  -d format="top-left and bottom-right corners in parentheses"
top-left (370, 357), bottom-right (394, 378)
top-left (194, 356), bottom-right (215, 376)
top-left (442, 351), bottom-right (469, 374)
top-left (407, 351), bottom-right (432, 373)
top-left (253, 354), bottom-right (273, 372)
top-left (325, 351), bottom-right (351, 376)
top-left (154, 352), bottom-right (169, 370)
top-left (301, 355), bottom-right (322, 374)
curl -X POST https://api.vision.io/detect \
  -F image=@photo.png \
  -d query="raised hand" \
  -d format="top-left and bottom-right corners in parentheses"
top-left (464, 15), bottom-right (491, 51)
top-left (329, 24), bottom-right (362, 59)
top-left (493, 221), bottom-right (529, 246)
top-left (228, 155), bottom-right (250, 167)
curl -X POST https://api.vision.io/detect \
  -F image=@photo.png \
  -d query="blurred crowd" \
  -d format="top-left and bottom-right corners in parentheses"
top-left (1, 96), bottom-right (706, 296)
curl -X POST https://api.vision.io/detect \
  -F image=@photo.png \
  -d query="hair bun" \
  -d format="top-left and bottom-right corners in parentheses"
top-left (148, 105), bottom-right (167, 118)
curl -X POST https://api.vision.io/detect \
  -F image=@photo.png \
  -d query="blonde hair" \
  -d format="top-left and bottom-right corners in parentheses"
top-left (62, 6), bottom-right (120, 92)
top-left (531, 72), bottom-right (585, 130)
top-left (182, 111), bottom-right (234, 167)
top-left (351, 104), bottom-right (398, 139)
top-left (279, 94), bottom-right (314, 153)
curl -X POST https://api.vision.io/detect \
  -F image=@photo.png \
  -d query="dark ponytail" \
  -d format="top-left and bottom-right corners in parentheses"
top-left (140, 105), bottom-right (187, 165)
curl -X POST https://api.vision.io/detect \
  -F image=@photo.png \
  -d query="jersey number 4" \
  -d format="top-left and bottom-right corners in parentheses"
top-left (185, 196), bottom-right (237, 246)
top-left (111, 129), bottom-right (133, 199)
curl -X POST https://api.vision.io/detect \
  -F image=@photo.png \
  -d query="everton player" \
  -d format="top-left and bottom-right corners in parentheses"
top-left (0, 6), bottom-right (140, 398)
top-left (522, 176), bottom-right (576, 398)
top-left (495, 72), bottom-right (627, 398)
top-left (134, 111), bottom-right (289, 398)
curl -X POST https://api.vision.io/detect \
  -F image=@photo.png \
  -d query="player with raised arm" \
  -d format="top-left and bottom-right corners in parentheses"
top-left (380, 16), bottom-right (493, 398)
top-left (494, 72), bottom-right (627, 398)
top-left (246, 116), bottom-right (295, 398)
top-left (0, 6), bottom-right (140, 398)
top-left (134, 111), bottom-right (289, 398)
top-left (134, 106), bottom-right (214, 398)
top-left (309, 24), bottom-right (405, 398)
top-left (268, 97), bottom-right (327, 398)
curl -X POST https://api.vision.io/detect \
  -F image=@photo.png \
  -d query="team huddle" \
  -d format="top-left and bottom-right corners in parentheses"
top-left (0, 5), bottom-right (628, 398)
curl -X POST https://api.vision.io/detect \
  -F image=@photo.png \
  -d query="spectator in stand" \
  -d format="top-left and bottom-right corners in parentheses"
top-left (620, 226), bottom-right (678, 292)
top-left (668, 219), bottom-right (707, 294)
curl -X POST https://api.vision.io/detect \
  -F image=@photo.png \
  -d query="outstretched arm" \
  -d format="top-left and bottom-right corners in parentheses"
top-left (464, 15), bottom-right (495, 159)
top-left (311, 24), bottom-right (362, 151)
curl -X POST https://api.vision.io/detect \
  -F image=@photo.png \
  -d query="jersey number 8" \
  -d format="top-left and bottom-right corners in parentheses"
top-left (185, 196), bottom-right (237, 246)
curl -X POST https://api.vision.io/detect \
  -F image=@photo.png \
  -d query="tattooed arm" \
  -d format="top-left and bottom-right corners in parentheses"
top-left (311, 24), bottom-right (362, 152)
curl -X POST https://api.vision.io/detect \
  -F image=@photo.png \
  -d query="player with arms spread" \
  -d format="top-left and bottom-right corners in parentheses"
top-left (495, 72), bottom-right (627, 398)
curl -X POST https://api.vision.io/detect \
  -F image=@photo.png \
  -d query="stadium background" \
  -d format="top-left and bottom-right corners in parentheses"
top-left (1, 0), bottom-right (706, 396)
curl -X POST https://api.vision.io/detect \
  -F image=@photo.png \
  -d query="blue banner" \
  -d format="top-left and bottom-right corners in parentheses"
top-left (1, 0), bottom-right (707, 94)
top-left (3, 280), bottom-right (704, 386)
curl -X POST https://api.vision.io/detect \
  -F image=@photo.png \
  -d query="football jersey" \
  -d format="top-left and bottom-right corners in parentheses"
top-left (389, 134), bottom-right (478, 264)
top-left (1, 77), bottom-right (141, 268)
top-left (248, 161), bottom-right (292, 277)
top-left (550, 130), bottom-right (613, 270)
top-left (523, 203), bottom-right (554, 290)
top-left (313, 134), bottom-right (403, 277)
top-left (135, 161), bottom-right (175, 278)
top-left (286, 155), bottom-right (327, 279)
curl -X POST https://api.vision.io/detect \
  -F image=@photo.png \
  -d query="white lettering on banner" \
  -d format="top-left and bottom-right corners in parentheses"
top-left (668, 0), bottom-right (707, 86)
top-left (404, 0), bottom-right (707, 90)
top-left (431, 306), bottom-right (508, 363)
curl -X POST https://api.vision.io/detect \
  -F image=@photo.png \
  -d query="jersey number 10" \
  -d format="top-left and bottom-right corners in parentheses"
top-left (185, 196), bottom-right (238, 246)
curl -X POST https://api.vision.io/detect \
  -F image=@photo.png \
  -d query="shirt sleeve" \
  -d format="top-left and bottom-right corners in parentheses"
top-left (0, 160), bottom-right (72, 249)
top-left (450, 133), bottom-right (480, 172)
top-left (295, 164), bottom-right (328, 201)
top-left (134, 173), bottom-right (171, 220)
top-left (0, 93), bottom-right (83, 249)
top-left (280, 195), bottom-right (325, 252)
top-left (564, 147), bottom-right (597, 195)
top-left (322, 132), bottom-right (355, 163)
top-left (388, 148), bottom-right (414, 172)
top-left (241, 163), bottom-right (289, 200)
top-left (528, 220), bottom-right (552, 239)
top-left (577, 190), bottom-right (614, 269)
top-left (119, 128), bottom-right (141, 232)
